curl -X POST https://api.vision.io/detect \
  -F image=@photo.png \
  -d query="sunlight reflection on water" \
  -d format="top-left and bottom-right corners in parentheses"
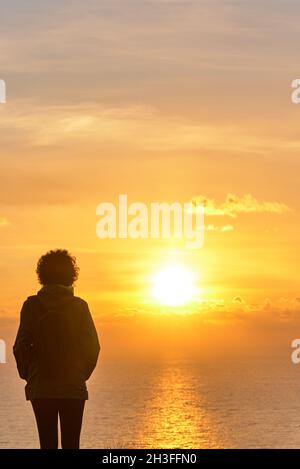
top-left (133, 364), bottom-right (220, 448)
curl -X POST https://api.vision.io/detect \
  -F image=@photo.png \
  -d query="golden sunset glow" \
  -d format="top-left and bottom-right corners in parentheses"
top-left (2, 0), bottom-right (300, 452)
top-left (152, 265), bottom-right (197, 307)
top-left (0, 0), bottom-right (299, 364)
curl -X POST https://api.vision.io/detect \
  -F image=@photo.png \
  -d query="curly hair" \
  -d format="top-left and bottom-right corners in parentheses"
top-left (36, 249), bottom-right (79, 286)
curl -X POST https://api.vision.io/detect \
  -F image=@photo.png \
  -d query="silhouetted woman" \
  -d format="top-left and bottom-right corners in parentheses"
top-left (13, 249), bottom-right (100, 449)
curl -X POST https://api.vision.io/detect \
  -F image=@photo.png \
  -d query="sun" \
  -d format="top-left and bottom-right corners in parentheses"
top-left (152, 264), bottom-right (197, 307)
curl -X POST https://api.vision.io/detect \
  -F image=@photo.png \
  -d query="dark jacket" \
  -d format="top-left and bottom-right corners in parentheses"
top-left (13, 285), bottom-right (100, 401)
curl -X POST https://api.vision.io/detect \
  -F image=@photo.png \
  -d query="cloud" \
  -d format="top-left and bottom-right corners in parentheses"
top-left (0, 102), bottom-right (274, 153)
top-left (206, 223), bottom-right (234, 232)
top-left (192, 193), bottom-right (291, 218)
top-left (197, 296), bottom-right (300, 325)
top-left (221, 224), bottom-right (234, 232)
top-left (233, 296), bottom-right (244, 303)
top-left (1, 99), bottom-right (300, 161)
top-left (106, 296), bottom-right (300, 328)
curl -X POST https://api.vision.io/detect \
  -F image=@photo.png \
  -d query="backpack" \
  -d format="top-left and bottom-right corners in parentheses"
top-left (35, 298), bottom-right (77, 380)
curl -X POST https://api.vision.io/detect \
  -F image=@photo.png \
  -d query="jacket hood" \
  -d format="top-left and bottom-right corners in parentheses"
top-left (37, 284), bottom-right (74, 312)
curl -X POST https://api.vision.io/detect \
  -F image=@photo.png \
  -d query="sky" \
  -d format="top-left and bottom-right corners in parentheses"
top-left (1, 0), bottom-right (300, 358)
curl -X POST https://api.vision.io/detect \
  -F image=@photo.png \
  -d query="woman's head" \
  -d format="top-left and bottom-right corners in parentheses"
top-left (36, 249), bottom-right (79, 286)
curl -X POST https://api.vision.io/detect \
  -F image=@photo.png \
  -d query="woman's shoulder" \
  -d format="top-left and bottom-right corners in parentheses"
top-left (23, 295), bottom-right (38, 306)
top-left (22, 294), bottom-right (90, 314)
top-left (73, 296), bottom-right (89, 309)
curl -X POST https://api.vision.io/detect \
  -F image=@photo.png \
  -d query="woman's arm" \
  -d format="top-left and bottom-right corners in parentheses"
top-left (13, 299), bottom-right (34, 380)
top-left (80, 301), bottom-right (100, 380)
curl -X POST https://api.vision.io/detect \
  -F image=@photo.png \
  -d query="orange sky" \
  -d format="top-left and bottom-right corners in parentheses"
top-left (1, 1), bottom-right (300, 357)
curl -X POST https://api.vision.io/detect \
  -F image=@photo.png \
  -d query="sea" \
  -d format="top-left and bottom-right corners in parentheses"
top-left (1, 344), bottom-right (300, 448)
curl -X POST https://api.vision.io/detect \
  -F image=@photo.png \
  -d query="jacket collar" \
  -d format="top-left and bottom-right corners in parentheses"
top-left (38, 284), bottom-right (74, 296)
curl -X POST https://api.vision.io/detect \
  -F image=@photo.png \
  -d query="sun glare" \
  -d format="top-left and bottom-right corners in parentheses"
top-left (152, 265), bottom-right (197, 307)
